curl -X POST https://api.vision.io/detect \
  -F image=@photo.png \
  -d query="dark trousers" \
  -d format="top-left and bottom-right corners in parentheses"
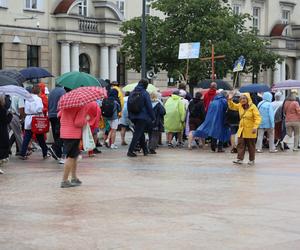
top-left (21, 130), bottom-right (48, 157)
top-left (237, 137), bottom-right (256, 161)
top-left (50, 117), bottom-right (63, 158)
top-left (128, 119), bottom-right (147, 153)
top-left (211, 138), bottom-right (223, 151)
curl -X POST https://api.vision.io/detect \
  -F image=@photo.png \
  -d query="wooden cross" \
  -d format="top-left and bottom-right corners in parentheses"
top-left (200, 44), bottom-right (225, 80)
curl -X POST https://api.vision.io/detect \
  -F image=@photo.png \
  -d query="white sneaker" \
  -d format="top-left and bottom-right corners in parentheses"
top-left (110, 144), bottom-right (118, 149)
top-left (233, 159), bottom-right (243, 165)
top-left (0, 169), bottom-right (3, 174)
top-left (247, 161), bottom-right (255, 166)
top-left (256, 149), bottom-right (263, 153)
top-left (58, 158), bottom-right (65, 164)
top-left (270, 150), bottom-right (278, 153)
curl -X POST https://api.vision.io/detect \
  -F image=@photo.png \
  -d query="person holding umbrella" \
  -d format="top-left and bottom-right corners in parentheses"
top-left (58, 86), bottom-right (105, 188)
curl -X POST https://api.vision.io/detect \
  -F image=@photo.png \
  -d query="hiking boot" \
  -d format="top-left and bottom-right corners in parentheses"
top-left (71, 178), bottom-right (82, 186)
top-left (127, 151), bottom-right (137, 157)
top-left (49, 147), bottom-right (59, 160)
top-left (233, 159), bottom-right (243, 165)
top-left (60, 180), bottom-right (76, 188)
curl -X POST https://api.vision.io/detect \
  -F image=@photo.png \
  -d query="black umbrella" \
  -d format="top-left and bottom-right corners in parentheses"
top-left (197, 79), bottom-right (233, 90)
top-left (0, 74), bottom-right (19, 86)
top-left (20, 67), bottom-right (53, 80)
top-left (0, 69), bottom-right (26, 86)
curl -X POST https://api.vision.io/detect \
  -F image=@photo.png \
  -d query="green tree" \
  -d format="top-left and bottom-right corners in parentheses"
top-left (120, 0), bottom-right (281, 84)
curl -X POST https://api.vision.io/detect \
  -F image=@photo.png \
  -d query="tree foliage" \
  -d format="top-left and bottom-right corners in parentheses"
top-left (120, 0), bottom-right (281, 83)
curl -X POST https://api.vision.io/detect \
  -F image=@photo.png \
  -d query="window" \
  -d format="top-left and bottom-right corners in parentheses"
top-left (79, 54), bottom-right (90, 74)
top-left (116, 0), bottom-right (125, 16)
top-left (25, 0), bottom-right (37, 9)
top-left (79, 0), bottom-right (88, 16)
top-left (233, 4), bottom-right (241, 15)
top-left (27, 46), bottom-right (39, 67)
top-left (146, 0), bottom-right (153, 15)
top-left (0, 44), bottom-right (2, 70)
top-left (0, 0), bottom-right (7, 7)
top-left (282, 10), bottom-right (290, 24)
top-left (252, 7), bottom-right (260, 32)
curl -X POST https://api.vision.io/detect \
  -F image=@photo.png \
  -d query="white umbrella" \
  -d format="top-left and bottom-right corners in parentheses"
top-left (0, 85), bottom-right (33, 101)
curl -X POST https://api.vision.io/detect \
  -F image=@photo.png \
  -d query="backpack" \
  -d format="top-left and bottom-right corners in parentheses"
top-left (128, 91), bottom-right (144, 114)
top-left (101, 98), bottom-right (115, 118)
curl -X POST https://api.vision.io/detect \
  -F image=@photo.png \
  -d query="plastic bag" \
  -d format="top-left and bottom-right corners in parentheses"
top-left (82, 124), bottom-right (96, 151)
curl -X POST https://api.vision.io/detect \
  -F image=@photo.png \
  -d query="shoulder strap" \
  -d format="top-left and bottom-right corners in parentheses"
top-left (257, 101), bottom-right (266, 110)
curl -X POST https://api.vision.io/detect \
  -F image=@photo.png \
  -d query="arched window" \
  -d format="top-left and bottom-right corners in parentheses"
top-left (79, 53), bottom-right (90, 74)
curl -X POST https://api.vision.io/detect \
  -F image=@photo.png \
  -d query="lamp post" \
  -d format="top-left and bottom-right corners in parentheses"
top-left (141, 0), bottom-right (146, 79)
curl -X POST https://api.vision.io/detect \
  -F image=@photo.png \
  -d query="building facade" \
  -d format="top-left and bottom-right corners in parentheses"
top-left (0, 0), bottom-right (123, 87)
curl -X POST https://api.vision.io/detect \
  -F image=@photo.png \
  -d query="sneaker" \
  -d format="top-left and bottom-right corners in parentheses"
top-left (217, 149), bottom-right (225, 153)
top-left (176, 142), bottom-right (184, 148)
top-left (93, 148), bottom-right (102, 154)
top-left (293, 148), bottom-right (299, 152)
top-left (127, 151), bottom-right (137, 157)
top-left (233, 159), bottom-right (243, 165)
top-left (0, 169), bottom-right (3, 174)
top-left (60, 180), bottom-right (76, 188)
top-left (168, 143), bottom-right (174, 148)
top-left (58, 158), bottom-right (65, 165)
top-left (231, 148), bottom-right (238, 154)
top-left (270, 150), bottom-right (278, 153)
top-left (149, 149), bottom-right (157, 154)
top-left (48, 147), bottom-right (59, 160)
top-left (247, 161), bottom-right (255, 166)
top-left (105, 139), bottom-right (110, 148)
top-left (19, 155), bottom-right (28, 160)
top-left (71, 178), bottom-right (82, 186)
top-left (43, 152), bottom-right (51, 160)
top-left (110, 144), bottom-right (118, 149)
top-left (256, 149), bottom-right (263, 153)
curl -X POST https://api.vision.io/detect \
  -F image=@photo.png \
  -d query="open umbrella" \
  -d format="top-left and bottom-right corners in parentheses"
top-left (56, 71), bottom-right (100, 90)
top-left (0, 75), bottom-right (19, 86)
top-left (58, 86), bottom-right (107, 110)
top-left (197, 79), bottom-right (233, 90)
top-left (20, 67), bottom-right (53, 80)
top-left (272, 80), bottom-right (300, 90)
top-left (122, 83), bottom-right (157, 93)
top-left (240, 83), bottom-right (270, 93)
top-left (0, 85), bottom-right (33, 101)
top-left (0, 69), bottom-right (26, 86)
top-left (161, 88), bottom-right (179, 97)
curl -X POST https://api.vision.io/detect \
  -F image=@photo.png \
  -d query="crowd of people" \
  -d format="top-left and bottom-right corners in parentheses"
top-left (1, 79), bottom-right (300, 187)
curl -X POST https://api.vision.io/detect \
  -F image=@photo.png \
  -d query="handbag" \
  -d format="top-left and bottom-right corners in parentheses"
top-left (31, 116), bottom-right (49, 134)
top-left (99, 116), bottom-right (105, 129)
top-left (82, 124), bottom-right (96, 151)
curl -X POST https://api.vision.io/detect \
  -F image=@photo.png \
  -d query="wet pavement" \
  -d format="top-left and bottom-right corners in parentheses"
top-left (1, 143), bottom-right (300, 250)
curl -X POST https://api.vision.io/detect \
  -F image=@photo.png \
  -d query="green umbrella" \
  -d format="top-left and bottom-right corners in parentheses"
top-left (122, 82), bottom-right (158, 93)
top-left (56, 71), bottom-right (100, 90)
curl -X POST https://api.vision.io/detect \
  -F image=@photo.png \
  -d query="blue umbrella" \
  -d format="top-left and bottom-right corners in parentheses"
top-left (240, 83), bottom-right (270, 93)
top-left (20, 67), bottom-right (53, 80)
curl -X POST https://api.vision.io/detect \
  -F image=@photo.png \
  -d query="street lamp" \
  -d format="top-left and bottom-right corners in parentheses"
top-left (141, 0), bottom-right (146, 79)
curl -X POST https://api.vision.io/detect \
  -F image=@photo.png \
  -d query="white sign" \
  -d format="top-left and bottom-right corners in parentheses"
top-left (178, 42), bottom-right (201, 60)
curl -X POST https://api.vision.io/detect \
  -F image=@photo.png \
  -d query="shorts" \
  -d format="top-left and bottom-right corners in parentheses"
top-left (109, 119), bottom-right (119, 130)
top-left (63, 139), bottom-right (80, 159)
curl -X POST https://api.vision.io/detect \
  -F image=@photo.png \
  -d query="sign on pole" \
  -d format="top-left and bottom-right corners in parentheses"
top-left (233, 56), bottom-right (246, 72)
top-left (178, 42), bottom-right (201, 59)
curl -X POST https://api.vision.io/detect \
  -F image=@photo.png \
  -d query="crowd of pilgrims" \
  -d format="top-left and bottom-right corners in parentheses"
top-left (0, 79), bottom-right (299, 187)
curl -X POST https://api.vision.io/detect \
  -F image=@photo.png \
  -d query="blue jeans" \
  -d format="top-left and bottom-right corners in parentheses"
top-left (21, 130), bottom-right (48, 157)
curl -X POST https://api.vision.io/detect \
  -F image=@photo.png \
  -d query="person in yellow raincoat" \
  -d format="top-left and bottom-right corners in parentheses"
top-left (228, 92), bottom-right (261, 166)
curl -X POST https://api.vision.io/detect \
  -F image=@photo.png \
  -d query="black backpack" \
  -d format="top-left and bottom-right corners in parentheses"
top-left (101, 98), bottom-right (115, 118)
top-left (128, 91), bottom-right (144, 114)
top-left (188, 100), bottom-right (204, 118)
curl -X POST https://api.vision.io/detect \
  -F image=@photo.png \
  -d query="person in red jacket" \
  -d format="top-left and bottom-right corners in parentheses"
top-left (203, 82), bottom-right (217, 112)
top-left (58, 101), bottom-right (100, 188)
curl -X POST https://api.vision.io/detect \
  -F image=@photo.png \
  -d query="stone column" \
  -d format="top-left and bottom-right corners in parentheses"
top-left (273, 62), bottom-right (281, 84)
top-left (296, 58), bottom-right (300, 80)
top-left (60, 41), bottom-right (71, 74)
top-left (281, 59), bottom-right (286, 82)
top-left (71, 42), bottom-right (80, 72)
top-left (100, 45), bottom-right (109, 80)
top-left (109, 46), bottom-right (118, 81)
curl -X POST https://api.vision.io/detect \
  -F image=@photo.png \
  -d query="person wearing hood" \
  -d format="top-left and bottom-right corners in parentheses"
top-left (256, 92), bottom-right (277, 153)
top-left (164, 91), bottom-right (186, 147)
top-left (228, 92), bottom-right (262, 166)
top-left (148, 91), bottom-right (166, 154)
top-left (187, 92), bottom-right (206, 149)
top-left (193, 91), bottom-right (230, 152)
top-left (272, 91), bottom-right (284, 145)
top-left (127, 79), bottom-right (155, 157)
top-left (203, 82), bottom-right (217, 112)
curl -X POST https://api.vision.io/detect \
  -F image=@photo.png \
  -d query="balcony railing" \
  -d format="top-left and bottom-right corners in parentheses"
top-left (79, 19), bottom-right (98, 33)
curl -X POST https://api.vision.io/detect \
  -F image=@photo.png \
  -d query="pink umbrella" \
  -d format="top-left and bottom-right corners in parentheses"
top-left (161, 88), bottom-right (178, 97)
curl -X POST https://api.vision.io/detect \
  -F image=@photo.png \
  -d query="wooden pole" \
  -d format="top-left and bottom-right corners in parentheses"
top-left (211, 44), bottom-right (215, 80)
top-left (185, 59), bottom-right (189, 82)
